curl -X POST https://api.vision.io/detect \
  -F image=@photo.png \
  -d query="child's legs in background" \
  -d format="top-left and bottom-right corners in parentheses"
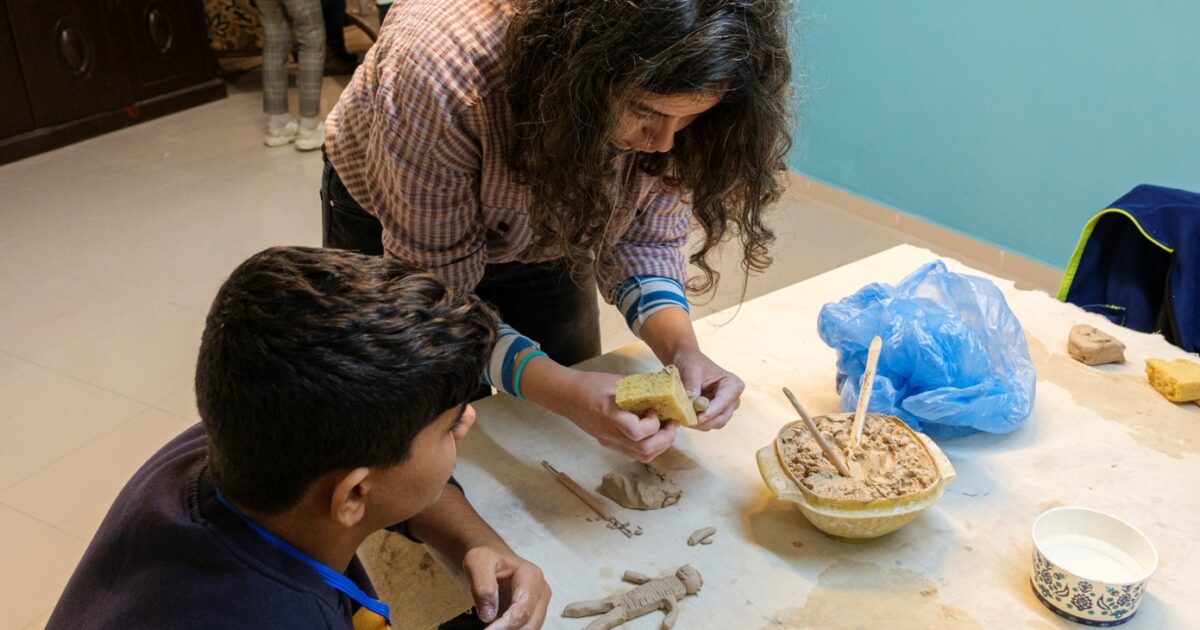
top-left (257, 0), bottom-right (291, 118)
top-left (283, 0), bottom-right (326, 122)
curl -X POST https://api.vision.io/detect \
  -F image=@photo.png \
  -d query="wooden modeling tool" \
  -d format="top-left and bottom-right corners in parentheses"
top-left (781, 387), bottom-right (852, 477)
top-left (849, 336), bottom-right (883, 451)
top-left (542, 461), bottom-right (636, 538)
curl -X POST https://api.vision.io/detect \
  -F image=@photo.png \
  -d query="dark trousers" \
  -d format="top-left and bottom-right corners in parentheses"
top-left (320, 157), bottom-right (602, 374)
top-left (321, 0), bottom-right (347, 53)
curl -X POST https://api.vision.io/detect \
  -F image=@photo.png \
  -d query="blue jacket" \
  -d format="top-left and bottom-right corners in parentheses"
top-left (47, 424), bottom-right (434, 629)
top-left (1059, 184), bottom-right (1200, 352)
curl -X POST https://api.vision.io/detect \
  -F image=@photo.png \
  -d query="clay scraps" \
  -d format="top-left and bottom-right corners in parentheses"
top-left (687, 527), bottom-right (716, 546)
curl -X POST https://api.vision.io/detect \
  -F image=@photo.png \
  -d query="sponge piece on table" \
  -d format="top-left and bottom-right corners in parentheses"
top-left (615, 365), bottom-right (699, 426)
top-left (1145, 358), bottom-right (1200, 402)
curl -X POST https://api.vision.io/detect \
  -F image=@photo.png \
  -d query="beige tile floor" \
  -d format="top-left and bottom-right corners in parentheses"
top-left (0, 65), bottom-right (1059, 628)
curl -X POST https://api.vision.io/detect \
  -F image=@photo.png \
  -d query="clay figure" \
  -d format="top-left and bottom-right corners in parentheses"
top-left (563, 565), bottom-right (703, 629)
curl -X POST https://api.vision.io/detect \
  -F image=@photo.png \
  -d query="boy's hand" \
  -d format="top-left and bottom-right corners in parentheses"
top-left (407, 485), bottom-right (548, 627)
top-left (462, 546), bottom-right (551, 629)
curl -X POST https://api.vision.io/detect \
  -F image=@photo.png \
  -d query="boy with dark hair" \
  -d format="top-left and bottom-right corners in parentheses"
top-left (48, 246), bottom-right (551, 629)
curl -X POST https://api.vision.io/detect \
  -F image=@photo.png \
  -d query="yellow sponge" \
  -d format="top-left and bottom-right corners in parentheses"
top-left (1145, 358), bottom-right (1200, 402)
top-left (615, 365), bottom-right (699, 426)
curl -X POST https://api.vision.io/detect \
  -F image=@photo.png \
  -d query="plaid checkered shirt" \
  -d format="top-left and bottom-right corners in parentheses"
top-left (325, 0), bottom-right (691, 394)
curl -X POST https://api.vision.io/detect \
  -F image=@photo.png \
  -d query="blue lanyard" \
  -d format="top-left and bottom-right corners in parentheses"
top-left (215, 489), bottom-right (392, 624)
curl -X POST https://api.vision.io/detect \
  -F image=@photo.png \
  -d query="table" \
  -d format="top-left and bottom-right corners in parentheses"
top-left (456, 245), bottom-right (1199, 629)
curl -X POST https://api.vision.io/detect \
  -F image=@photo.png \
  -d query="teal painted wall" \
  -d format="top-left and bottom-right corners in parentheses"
top-left (786, 1), bottom-right (1200, 268)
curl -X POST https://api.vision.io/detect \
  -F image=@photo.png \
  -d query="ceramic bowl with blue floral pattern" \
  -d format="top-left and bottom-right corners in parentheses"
top-left (1031, 507), bottom-right (1157, 626)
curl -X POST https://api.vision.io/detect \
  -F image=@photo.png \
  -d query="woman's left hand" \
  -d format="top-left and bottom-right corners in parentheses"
top-left (671, 346), bottom-right (744, 431)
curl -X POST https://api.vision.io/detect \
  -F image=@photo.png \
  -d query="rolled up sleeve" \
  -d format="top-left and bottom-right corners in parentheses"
top-left (602, 187), bottom-right (691, 301)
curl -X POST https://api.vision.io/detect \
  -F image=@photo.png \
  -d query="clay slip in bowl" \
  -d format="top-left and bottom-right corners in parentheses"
top-left (1031, 507), bottom-right (1157, 626)
top-left (756, 413), bottom-right (956, 540)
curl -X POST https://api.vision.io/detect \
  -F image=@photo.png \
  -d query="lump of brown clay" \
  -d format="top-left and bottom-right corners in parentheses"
top-left (1068, 324), bottom-right (1126, 366)
top-left (598, 462), bottom-right (682, 510)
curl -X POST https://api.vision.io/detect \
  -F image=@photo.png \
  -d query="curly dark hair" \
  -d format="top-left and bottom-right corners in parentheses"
top-left (504, 0), bottom-right (793, 294)
top-left (196, 246), bottom-right (498, 513)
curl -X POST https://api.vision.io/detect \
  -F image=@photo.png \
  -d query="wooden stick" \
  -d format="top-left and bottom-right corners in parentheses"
top-left (781, 387), bottom-right (852, 477)
top-left (541, 461), bottom-right (634, 538)
top-left (850, 336), bottom-right (883, 450)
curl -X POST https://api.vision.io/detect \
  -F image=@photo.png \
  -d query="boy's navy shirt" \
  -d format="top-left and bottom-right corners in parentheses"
top-left (47, 424), bottom-right (420, 629)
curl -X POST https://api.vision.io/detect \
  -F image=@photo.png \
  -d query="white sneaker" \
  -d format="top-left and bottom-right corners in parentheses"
top-left (263, 120), bottom-right (298, 147)
top-left (295, 124), bottom-right (325, 151)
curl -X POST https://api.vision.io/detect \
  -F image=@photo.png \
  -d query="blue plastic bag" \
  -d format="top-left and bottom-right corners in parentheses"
top-left (817, 260), bottom-right (1036, 438)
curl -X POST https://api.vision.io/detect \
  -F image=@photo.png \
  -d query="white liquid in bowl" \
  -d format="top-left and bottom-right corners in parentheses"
top-left (1041, 534), bottom-right (1145, 583)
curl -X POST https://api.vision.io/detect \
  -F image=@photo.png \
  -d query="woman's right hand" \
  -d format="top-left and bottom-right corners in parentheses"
top-left (521, 358), bottom-right (676, 462)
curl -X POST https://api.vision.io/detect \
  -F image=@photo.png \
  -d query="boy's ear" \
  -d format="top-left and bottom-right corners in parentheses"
top-left (329, 467), bottom-right (372, 528)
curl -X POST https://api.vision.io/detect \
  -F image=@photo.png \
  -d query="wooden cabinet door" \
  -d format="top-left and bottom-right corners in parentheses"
top-left (7, 0), bottom-right (128, 127)
top-left (116, 0), bottom-right (215, 100)
top-left (0, 2), bottom-right (35, 139)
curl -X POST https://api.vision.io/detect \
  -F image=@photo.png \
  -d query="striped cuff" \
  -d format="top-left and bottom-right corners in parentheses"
top-left (483, 321), bottom-right (540, 397)
top-left (613, 275), bottom-right (690, 338)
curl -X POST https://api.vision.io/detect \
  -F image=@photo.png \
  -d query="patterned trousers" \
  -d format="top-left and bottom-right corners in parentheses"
top-left (257, 0), bottom-right (325, 117)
